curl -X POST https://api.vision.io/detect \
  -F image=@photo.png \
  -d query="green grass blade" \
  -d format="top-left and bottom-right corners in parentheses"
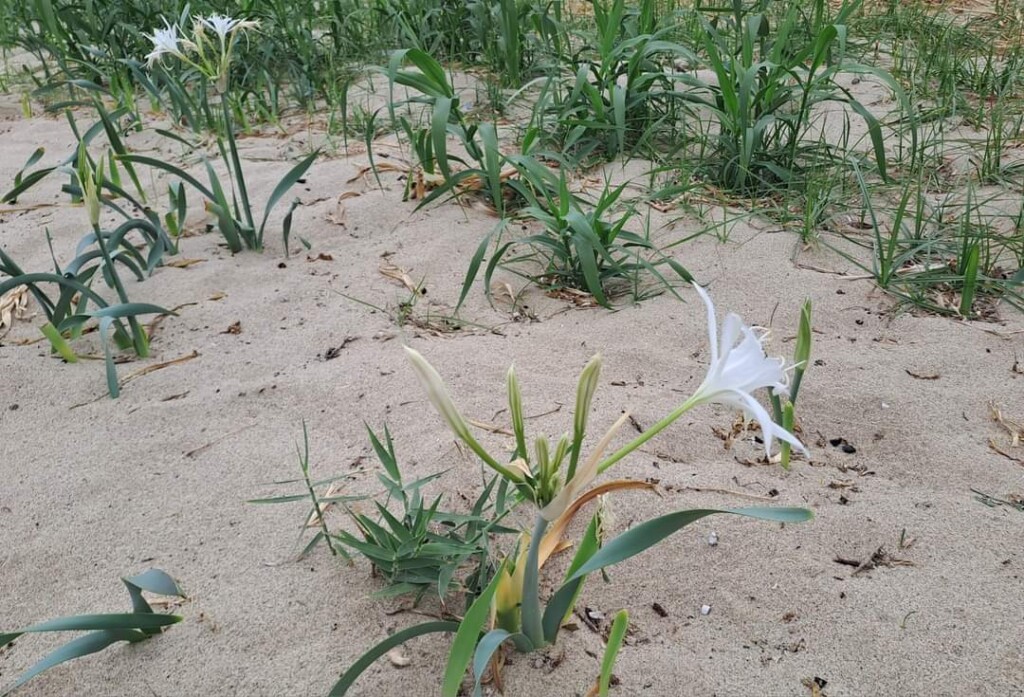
top-left (329, 621), bottom-right (459, 696)
top-left (458, 219), bottom-right (506, 311)
top-left (599, 610), bottom-right (629, 696)
top-left (442, 559), bottom-right (508, 697)
top-left (257, 150), bottom-right (318, 247)
top-left (959, 244), bottom-right (980, 317)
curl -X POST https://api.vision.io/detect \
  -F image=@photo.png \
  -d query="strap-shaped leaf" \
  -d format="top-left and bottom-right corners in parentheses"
top-left (598, 610), bottom-right (629, 696)
top-left (470, 629), bottom-right (529, 697)
top-left (442, 559), bottom-right (509, 697)
top-left (329, 621), bottom-right (459, 696)
top-left (544, 507), bottom-right (811, 640)
top-left (0, 629), bottom-right (148, 697)
top-left (1, 568), bottom-right (184, 695)
top-left (122, 569), bottom-right (186, 617)
top-left (569, 507), bottom-right (811, 581)
top-left (257, 150), bottom-right (319, 245)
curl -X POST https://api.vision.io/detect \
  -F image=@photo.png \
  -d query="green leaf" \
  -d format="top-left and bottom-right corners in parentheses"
top-left (40, 322), bottom-right (78, 363)
top-left (3, 613), bottom-right (179, 636)
top-left (329, 621), bottom-right (459, 696)
top-left (542, 515), bottom-right (599, 642)
top-left (432, 97), bottom-right (454, 181)
top-left (119, 155), bottom-right (215, 201)
top-left (959, 244), bottom-right (980, 317)
top-left (122, 569), bottom-right (185, 616)
top-left (442, 559), bottom-right (509, 697)
top-left (599, 610), bottom-right (629, 696)
top-left (457, 219), bottom-right (507, 311)
top-left (98, 316), bottom-right (120, 398)
top-left (0, 630), bottom-right (149, 697)
top-left (569, 508), bottom-right (811, 581)
top-left (471, 629), bottom-right (529, 697)
top-left (545, 507), bottom-right (812, 639)
top-left (257, 150), bottom-right (318, 246)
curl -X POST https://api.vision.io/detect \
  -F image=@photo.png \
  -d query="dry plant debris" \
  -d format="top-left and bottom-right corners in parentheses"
top-left (988, 402), bottom-right (1023, 465)
top-left (833, 546), bottom-right (914, 576)
top-left (0, 285), bottom-right (30, 337)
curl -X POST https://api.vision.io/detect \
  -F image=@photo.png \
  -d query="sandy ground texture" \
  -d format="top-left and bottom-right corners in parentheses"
top-left (2, 90), bottom-right (1024, 697)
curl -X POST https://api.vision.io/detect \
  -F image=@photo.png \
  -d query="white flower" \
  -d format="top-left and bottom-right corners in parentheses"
top-left (144, 21), bottom-right (192, 65)
top-left (196, 14), bottom-right (259, 43)
top-left (689, 283), bottom-right (807, 458)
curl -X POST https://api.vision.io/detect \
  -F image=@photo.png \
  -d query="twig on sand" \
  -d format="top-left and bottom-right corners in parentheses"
top-left (185, 423), bottom-right (257, 459)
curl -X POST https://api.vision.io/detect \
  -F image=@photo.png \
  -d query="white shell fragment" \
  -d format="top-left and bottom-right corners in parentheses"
top-left (387, 648), bottom-right (411, 667)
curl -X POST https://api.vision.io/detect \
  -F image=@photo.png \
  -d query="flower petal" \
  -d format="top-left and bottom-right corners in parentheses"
top-left (731, 390), bottom-right (807, 457)
top-left (692, 283), bottom-right (719, 365)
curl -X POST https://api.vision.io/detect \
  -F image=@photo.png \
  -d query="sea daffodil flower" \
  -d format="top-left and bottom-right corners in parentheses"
top-left (196, 14), bottom-right (260, 43)
top-left (144, 21), bottom-right (194, 65)
top-left (688, 283), bottom-right (807, 458)
top-left (597, 283), bottom-right (807, 473)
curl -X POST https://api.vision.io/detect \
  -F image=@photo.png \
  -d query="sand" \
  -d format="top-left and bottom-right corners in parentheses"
top-left (1, 85), bottom-right (1023, 697)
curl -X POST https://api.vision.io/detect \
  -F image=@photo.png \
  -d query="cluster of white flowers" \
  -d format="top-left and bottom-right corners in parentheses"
top-left (144, 14), bottom-right (259, 66)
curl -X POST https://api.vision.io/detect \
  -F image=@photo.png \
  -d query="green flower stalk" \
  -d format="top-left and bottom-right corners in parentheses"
top-left (404, 346), bottom-right (525, 486)
top-left (599, 283), bottom-right (807, 474)
top-left (568, 354), bottom-right (602, 480)
top-left (770, 300), bottom-right (812, 469)
top-left (507, 364), bottom-right (527, 460)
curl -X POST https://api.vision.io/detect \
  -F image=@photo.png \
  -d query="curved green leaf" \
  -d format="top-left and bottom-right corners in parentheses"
top-left (571, 507), bottom-right (812, 581)
top-left (442, 559), bottom-right (509, 697)
top-left (329, 621), bottom-right (459, 696)
top-left (257, 150), bottom-right (319, 245)
top-left (544, 507), bottom-right (811, 639)
top-left (471, 629), bottom-right (528, 697)
top-left (0, 629), bottom-right (148, 697)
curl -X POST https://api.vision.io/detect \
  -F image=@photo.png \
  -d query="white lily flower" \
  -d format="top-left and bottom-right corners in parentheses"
top-left (144, 21), bottom-right (193, 65)
top-left (197, 14), bottom-right (259, 43)
top-left (689, 283), bottom-right (807, 458)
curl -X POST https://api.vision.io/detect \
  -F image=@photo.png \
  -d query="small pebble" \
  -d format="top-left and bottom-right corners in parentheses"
top-left (700, 605), bottom-right (712, 616)
top-left (707, 532), bottom-right (718, 547)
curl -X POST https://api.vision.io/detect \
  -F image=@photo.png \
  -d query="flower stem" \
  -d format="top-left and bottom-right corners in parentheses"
top-left (520, 514), bottom-right (549, 648)
top-left (596, 394), bottom-right (700, 475)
